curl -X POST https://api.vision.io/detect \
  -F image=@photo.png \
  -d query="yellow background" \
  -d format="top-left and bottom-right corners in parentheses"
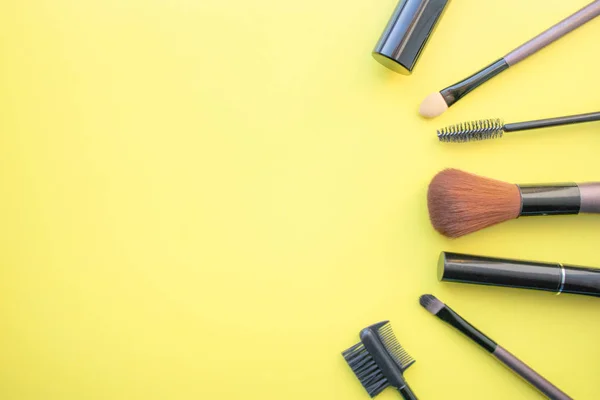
top-left (1, 0), bottom-right (599, 398)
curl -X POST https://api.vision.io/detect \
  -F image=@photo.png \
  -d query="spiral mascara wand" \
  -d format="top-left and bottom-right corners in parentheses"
top-left (437, 111), bottom-right (600, 143)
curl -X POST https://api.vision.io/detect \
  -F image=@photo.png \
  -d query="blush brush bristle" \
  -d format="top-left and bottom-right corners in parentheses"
top-left (427, 169), bottom-right (521, 238)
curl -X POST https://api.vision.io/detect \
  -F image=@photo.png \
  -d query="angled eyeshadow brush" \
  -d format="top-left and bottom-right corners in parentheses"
top-left (420, 295), bottom-right (572, 400)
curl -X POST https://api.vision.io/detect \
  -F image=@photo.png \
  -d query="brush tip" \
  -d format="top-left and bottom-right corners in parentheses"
top-left (419, 92), bottom-right (448, 118)
top-left (419, 294), bottom-right (444, 315)
top-left (427, 168), bottom-right (521, 238)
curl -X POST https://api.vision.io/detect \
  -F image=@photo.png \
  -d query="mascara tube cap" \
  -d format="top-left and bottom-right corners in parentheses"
top-left (372, 0), bottom-right (450, 75)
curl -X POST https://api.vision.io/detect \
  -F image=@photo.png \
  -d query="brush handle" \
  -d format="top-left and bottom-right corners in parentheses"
top-left (438, 2), bottom-right (600, 109)
top-left (440, 59), bottom-right (508, 107)
top-left (397, 384), bottom-right (418, 400)
top-left (504, 112), bottom-right (600, 133)
top-left (578, 182), bottom-right (600, 213)
top-left (493, 346), bottom-right (572, 400)
top-left (517, 182), bottom-right (600, 216)
top-left (504, 0), bottom-right (600, 66)
top-left (518, 184), bottom-right (581, 216)
top-left (436, 306), bottom-right (497, 352)
top-left (435, 303), bottom-right (571, 398)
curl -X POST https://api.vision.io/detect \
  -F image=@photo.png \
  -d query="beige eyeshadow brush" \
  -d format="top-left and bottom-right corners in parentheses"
top-left (419, 1), bottom-right (600, 118)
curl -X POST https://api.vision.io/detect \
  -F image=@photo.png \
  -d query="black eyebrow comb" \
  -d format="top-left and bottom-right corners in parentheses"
top-left (341, 321), bottom-right (417, 399)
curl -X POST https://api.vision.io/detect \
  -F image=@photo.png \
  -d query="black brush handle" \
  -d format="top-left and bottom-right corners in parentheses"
top-left (493, 346), bottom-right (572, 400)
top-left (504, 111), bottom-right (600, 132)
top-left (436, 306), bottom-right (497, 353)
top-left (440, 59), bottom-right (508, 107)
top-left (398, 384), bottom-right (418, 400)
top-left (518, 184), bottom-right (581, 216)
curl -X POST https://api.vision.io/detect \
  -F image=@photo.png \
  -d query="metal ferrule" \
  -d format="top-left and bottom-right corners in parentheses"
top-left (518, 183), bottom-right (581, 216)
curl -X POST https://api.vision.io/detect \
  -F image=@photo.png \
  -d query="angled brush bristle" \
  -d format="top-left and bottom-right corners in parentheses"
top-left (427, 168), bottom-right (521, 238)
top-left (375, 322), bottom-right (415, 371)
top-left (342, 343), bottom-right (389, 397)
top-left (419, 294), bottom-right (444, 315)
top-left (437, 119), bottom-right (504, 142)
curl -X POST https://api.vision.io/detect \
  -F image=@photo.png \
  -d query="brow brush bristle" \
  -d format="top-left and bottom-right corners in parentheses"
top-left (342, 342), bottom-right (389, 397)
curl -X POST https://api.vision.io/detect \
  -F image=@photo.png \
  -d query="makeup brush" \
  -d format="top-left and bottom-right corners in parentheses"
top-left (437, 111), bottom-right (600, 142)
top-left (418, 0), bottom-right (600, 118)
top-left (419, 295), bottom-right (572, 400)
top-left (427, 168), bottom-right (600, 238)
top-left (342, 321), bottom-right (417, 399)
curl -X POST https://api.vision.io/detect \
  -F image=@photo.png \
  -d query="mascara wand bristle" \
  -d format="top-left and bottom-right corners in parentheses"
top-left (437, 119), bottom-right (504, 142)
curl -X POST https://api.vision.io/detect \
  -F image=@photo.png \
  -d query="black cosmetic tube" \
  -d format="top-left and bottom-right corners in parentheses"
top-left (438, 252), bottom-right (600, 297)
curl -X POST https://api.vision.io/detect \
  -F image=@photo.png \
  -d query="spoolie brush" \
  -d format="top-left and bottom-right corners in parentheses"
top-left (437, 111), bottom-right (600, 143)
top-left (342, 321), bottom-right (417, 399)
top-left (427, 168), bottom-right (600, 238)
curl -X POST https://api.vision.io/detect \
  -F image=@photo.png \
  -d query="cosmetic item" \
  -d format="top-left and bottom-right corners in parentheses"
top-left (436, 111), bottom-right (600, 143)
top-left (418, 0), bottom-right (600, 118)
top-left (438, 251), bottom-right (600, 298)
top-left (427, 168), bottom-right (600, 238)
top-left (342, 321), bottom-right (417, 399)
top-left (419, 294), bottom-right (572, 400)
top-left (372, 0), bottom-right (450, 75)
